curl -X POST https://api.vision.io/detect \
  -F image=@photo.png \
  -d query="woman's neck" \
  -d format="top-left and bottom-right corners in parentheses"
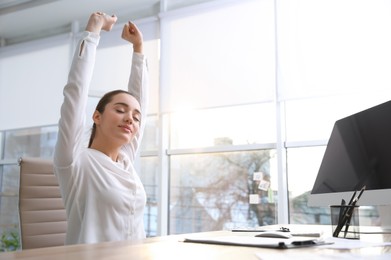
top-left (90, 142), bottom-right (120, 162)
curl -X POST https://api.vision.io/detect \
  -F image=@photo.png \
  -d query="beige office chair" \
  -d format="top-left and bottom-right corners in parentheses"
top-left (18, 157), bottom-right (67, 249)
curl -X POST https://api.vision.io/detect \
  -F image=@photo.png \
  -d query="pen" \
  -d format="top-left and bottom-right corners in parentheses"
top-left (355, 185), bottom-right (366, 202)
top-left (338, 199), bottom-right (346, 224)
top-left (339, 191), bottom-right (356, 237)
top-left (347, 190), bottom-right (357, 206)
top-left (232, 227), bottom-right (290, 232)
top-left (341, 190), bottom-right (357, 230)
top-left (343, 186), bottom-right (366, 238)
top-left (342, 207), bottom-right (354, 238)
top-left (333, 199), bottom-right (348, 237)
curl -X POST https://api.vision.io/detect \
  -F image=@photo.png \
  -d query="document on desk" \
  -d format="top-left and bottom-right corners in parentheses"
top-left (183, 235), bottom-right (331, 249)
top-left (317, 237), bottom-right (391, 249)
top-left (255, 252), bottom-right (391, 260)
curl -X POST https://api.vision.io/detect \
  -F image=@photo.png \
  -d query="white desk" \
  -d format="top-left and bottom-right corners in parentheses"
top-left (0, 225), bottom-right (390, 259)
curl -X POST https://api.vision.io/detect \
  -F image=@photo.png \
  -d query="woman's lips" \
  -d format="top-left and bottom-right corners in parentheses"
top-left (119, 125), bottom-right (132, 133)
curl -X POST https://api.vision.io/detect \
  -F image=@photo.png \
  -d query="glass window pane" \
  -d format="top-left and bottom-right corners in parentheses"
top-left (140, 156), bottom-right (159, 237)
top-left (0, 164), bottom-right (20, 251)
top-left (170, 150), bottom-right (277, 234)
top-left (3, 126), bottom-right (58, 160)
top-left (170, 103), bottom-right (276, 149)
top-left (287, 147), bottom-right (329, 224)
top-left (141, 115), bottom-right (159, 152)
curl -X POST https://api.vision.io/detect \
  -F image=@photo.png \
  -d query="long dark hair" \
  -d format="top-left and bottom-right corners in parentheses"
top-left (88, 89), bottom-right (132, 148)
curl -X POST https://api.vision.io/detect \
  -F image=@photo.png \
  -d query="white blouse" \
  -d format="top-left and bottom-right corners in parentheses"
top-left (54, 31), bottom-right (148, 245)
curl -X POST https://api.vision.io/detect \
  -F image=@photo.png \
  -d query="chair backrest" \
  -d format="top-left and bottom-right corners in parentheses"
top-left (18, 157), bottom-right (67, 249)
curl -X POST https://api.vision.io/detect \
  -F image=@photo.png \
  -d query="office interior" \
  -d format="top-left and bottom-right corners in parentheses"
top-left (1, 0), bottom-right (391, 252)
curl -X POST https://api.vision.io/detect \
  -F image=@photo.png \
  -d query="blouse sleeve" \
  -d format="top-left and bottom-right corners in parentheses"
top-left (54, 32), bottom-right (100, 168)
top-left (123, 52), bottom-right (149, 161)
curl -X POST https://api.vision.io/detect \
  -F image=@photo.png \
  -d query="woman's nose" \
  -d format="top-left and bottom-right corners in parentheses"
top-left (124, 114), bottom-right (133, 123)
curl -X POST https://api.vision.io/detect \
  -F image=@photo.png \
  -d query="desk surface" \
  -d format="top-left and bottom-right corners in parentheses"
top-left (1, 225), bottom-right (390, 259)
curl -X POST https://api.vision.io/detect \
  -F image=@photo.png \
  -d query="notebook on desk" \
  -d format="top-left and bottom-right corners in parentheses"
top-left (183, 235), bottom-right (332, 249)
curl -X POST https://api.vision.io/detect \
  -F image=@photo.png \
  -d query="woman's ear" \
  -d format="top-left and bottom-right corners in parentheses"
top-left (92, 110), bottom-right (101, 125)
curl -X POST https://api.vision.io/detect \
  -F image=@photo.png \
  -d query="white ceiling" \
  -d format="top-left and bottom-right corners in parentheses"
top-left (0, 0), bottom-right (160, 45)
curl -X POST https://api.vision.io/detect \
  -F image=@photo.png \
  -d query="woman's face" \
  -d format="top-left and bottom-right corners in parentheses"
top-left (93, 93), bottom-right (141, 146)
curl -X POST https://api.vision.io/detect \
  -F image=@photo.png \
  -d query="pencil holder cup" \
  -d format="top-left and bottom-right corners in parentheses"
top-left (330, 205), bottom-right (360, 239)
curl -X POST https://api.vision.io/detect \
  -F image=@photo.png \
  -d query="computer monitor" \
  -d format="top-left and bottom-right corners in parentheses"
top-left (308, 100), bottom-right (391, 208)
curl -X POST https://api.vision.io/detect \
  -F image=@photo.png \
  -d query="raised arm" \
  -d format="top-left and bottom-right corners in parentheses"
top-left (54, 13), bottom-right (118, 168)
top-left (121, 21), bottom-right (149, 160)
top-left (121, 21), bottom-right (143, 54)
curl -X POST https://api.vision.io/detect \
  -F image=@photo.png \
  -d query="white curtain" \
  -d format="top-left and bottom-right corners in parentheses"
top-left (277, 0), bottom-right (391, 100)
top-left (160, 0), bottom-right (276, 112)
top-left (0, 43), bottom-right (69, 130)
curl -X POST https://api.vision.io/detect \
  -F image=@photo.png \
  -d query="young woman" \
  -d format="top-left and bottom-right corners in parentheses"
top-left (54, 12), bottom-right (148, 245)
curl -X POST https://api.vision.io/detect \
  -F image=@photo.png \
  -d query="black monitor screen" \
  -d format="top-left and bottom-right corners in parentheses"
top-left (310, 101), bottom-right (391, 195)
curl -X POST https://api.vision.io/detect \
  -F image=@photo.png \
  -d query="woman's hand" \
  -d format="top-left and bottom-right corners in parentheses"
top-left (85, 12), bottom-right (118, 34)
top-left (121, 21), bottom-right (143, 53)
